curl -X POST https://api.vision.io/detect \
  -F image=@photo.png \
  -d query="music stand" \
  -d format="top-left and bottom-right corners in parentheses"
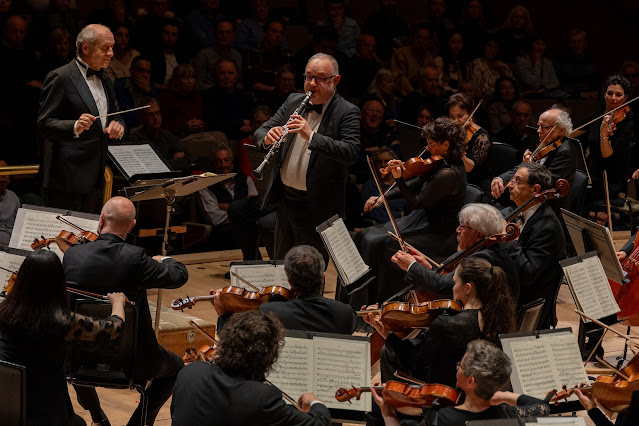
top-left (127, 173), bottom-right (235, 336)
top-left (395, 120), bottom-right (424, 160)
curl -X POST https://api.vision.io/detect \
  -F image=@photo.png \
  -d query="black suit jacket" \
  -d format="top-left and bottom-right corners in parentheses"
top-left (63, 233), bottom-right (188, 377)
top-left (507, 204), bottom-right (566, 328)
top-left (499, 138), bottom-right (577, 211)
top-left (254, 92), bottom-right (360, 228)
top-left (38, 59), bottom-right (124, 193)
top-left (171, 362), bottom-right (332, 426)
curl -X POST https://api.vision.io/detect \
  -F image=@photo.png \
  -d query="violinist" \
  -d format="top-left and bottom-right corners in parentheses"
top-left (585, 74), bottom-right (634, 225)
top-left (502, 163), bottom-right (566, 329)
top-left (362, 257), bottom-right (515, 394)
top-left (447, 93), bottom-right (492, 188)
top-left (214, 245), bottom-right (357, 334)
top-left (391, 203), bottom-right (520, 304)
top-left (63, 196), bottom-right (188, 426)
top-left (171, 310), bottom-right (332, 425)
top-left (574, 388), bottom-right (639, 426)
top-left (0, 250), bottom-right (126, 425)
top-left (491, 107), bottom-right (576, 213)
top-left (372, 340), bottom-right (550, 426)
top-left (356, 117), bottom-right (466, 306)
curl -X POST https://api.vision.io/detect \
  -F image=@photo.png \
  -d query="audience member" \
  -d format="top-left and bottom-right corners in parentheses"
top-left (193, 19), bottom-right (243, 91)
top-left (128, 98), bottom-right (191, 174)
top-left (0, 160), bottom-right (19, 245)
top-left (416, 104), bottom-right (433, 127)
top-left (245, 18), bottom-right (294, 96)
top-left (457, 0), bottom-right (487, 59)
top-left (105, 23), bottom-right (139, 80)
top-left (114, 56), bottom-right (158, 131)
top-left (159, 64), bottom-right (207, 137)
top-left (38, 26), bottom-right (73, 78)
top-left (621, 60), bottom-right (639, 98)
top-left (434, 30), bottom-right (470, 92)
top-left (197, 142), bottom-right (257, 250)
top-left (391, 22), bottom-right (435, 97)
top-left (320, 0), bottom-right (360, 58)
top-left (367, 69), bottom-right (400, 126)
top-left (514, 35), bottom-right (565, 100)
top-left (295, 25), bottom-right (338, 88)
top-left (149, 18), bottom-right (188, 86)
top-left (234, 0), bottom-right (272, 53)
top-left (486, 76), bottom-right (519, 135)
top-left (362, 0), bottom-right (409, 63)
top-left (469, 36), bottom-right (514, 99)
top-left (398, 64), bottom-right (449, 124)
top-left (340, 33), bottom-right (382, 101)
top-left (497, 4), bottom-right (535, 63)
top-left (495, 100), bottom-right (534, 159)
top-left (360, 147), bottom-right (406, 225)
top-left (426, 0), bottom-right (454, 58)
top-left (184, 0), bottom-right (225, 50)
top-left (31, 0), bottom-right (79, 50)
top-left (132, 0), bottom-right (173, 56)
top-left (555, 28), bottom-right (599, 99)
top-left (203, 59), bottom-right (253, 140)
top-left (87, 0), bottom-right (133, 33)
top-left (262, 65), bottom-right (298, 113)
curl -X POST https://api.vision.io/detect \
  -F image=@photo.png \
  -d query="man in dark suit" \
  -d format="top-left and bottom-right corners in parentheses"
top-left (64, 196), bottom-right (188, 426)
top-left (491, 107), bottom-right (577, 213)
top-left (390, 203), bottom-right (521, 305)
top-left (171, 310), bottom-right (332, 425)
top-left (254, 53), bottom-right (360, 264)
top-left (214, 245), bottom-right (357, 334)
top-left (38, 24), bottom-right (125, 213)
top-left (504, 163), bottom-right (566, 329)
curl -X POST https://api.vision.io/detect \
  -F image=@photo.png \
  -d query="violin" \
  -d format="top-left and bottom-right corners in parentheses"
top-left (171, 285), bottom-right (294, 314)
top-left (379, 155), bottom-right (445, 180)
top-left (569, 95), bottom-right (639, 138)
top-left (183, 344), bottom-right (217, 363)
top-left (31, 229), bottom-right (98, 252)
top-left (611, 229), bottom-right (639, 326)
top-left (335, 380), bottom-right (460, 416)
top-left (530, 139), bottom-right (562, 162)
top-left (356, 299), bottom-right (462, 332)
top-left (462, 99), bottom-right (483, 144)
top-left (0, 266), bottom-right (18, 294)
top-left (607, 105), bottom-right (630, 136)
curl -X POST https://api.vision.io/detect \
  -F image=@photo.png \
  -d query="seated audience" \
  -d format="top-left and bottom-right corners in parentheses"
top-left (391, 23), bottom-right (435, 96)
top-left (416, 104), bottom-right (433, 128)
top-left (468, 36), bottom-right (514, 99)
top-left (214, 245), bottom-right (356, 334)
top-left (262, 65), bottom-right (298, 113)
top-left (294, 25), bottom-right (338, 88)
top-left (457, 0), bottom-right (487, 59)
top-left (555, 28), bottom-right (599, 99)
top-left (193, 19), bottom-right (243, 91)
top-left (105, 23), bottom-right (139, 80)
top-left (434, 30), bottom-right (470, 92)
top-left (367, 69), bottom-right (400, 126)
top-left (320, 0), bottom-right (361, 58)
top-left (132, 0), bottom-right (174, 56)
top-left (128, 98), bottom-right (191, 174)
top-left (360, 147), bottom-right (406, 225)
top-left (495, 100), bottom-right (534, 159)
top-left (38, 27), bottom-right (74, 78)
top-left (398, 64), bottom-right (449, 123)
top-left (114, 56), bottom-right (158, 131)
top-left (373, 340), bottom-right (550, 426)
top-left (514, 35), bottom-right (566, 99)
top-left (233, 0), bottom-right (273, 53)
top-left (149, 18), bottom-right (188, 86)
top-left (184, 0), bottom-right (225, 50)
top-left (426, 0), bottom-right (455, 58)
top-left (170, 310), bottom-right (331, 425)
top-left (0, 160), bottom-right (19, 245)
top-left (362, 0), bottom-right (409, 63)
top-left (486, 76), bottom-right (519, 135)
top-left (340, 33), bottom-right (382, 101)
top-left (159, 64), bottom-right (207, 137)
top-left (0, 250), bottom-right (125, 424)
top-left (496, 4), bottom-right (535, 63)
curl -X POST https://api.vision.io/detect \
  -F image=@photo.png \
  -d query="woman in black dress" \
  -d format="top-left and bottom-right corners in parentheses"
top-left (0, 250), bottom-right (125, 425)
top-left (355, 117), bottom-right (467, 305)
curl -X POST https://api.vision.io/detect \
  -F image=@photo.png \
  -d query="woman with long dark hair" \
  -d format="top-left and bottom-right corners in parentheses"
top-left (434, 30), bottom-right (470, 92)
top-left (0, 250), bottom-right (125, 425)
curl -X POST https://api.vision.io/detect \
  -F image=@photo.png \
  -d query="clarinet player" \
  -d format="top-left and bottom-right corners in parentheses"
top-left (254, 53), bottom-right (360, 265)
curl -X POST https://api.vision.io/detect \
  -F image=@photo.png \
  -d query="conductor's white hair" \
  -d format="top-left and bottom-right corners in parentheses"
top-left (76, 24), bottom-right (109, 55)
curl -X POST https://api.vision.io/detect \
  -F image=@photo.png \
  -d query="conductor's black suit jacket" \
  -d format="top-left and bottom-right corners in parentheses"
top-left (38, 59), bottom-right (124, 194)
top-left (253, 92), bottom-right (360, 228)
top-left (63, 233), bottom-right (188, 377)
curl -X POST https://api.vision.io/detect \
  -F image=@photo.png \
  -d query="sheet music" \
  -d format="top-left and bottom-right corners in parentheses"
top-left (506, 334), bottom-right (589, 401)
top-left (108, 144), bottom-right (170, 177)
top-left (229, 264), bottom-right (290, 289)
top-left (562, 255), bottom-right (619, 320)
top-left (0, 252), bottom-right (26, 292)
top-left (267, 337), bottom-right (314, 399)
top-left (10, 208), bottom-right (99, 259)
top-left (313, 337), bottom-right (371, 412)
top-left (320, 218), bottom-right (369, 284)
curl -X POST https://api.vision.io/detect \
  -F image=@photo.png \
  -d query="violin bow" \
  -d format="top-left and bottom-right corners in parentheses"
top-left (56, 215), bottom-right (87, 232)
top-left (571, 95), bottom-right (639, 135)
top-left (188, 319), bottom-right (218, 345)
top-left (387, 231), bottom-right (442, 269)
top-left (367, 156), bottom-right (407, 252)
top-left (603, 171), bottom-right (613, 231)
top-left (264, 379), bottom-right (304, 411)
top-left (393, 370), bottom-right (428, 386)
top-left (575, 309), bottom-right (639, 353)
top-left (462, 99), bottom-right (483, 128)
top-left (0, 266), bottom-right (17, 275)
top-left (229, 271), bottom-right (261, 292)
top-left (529, 124), bottom-right (557, 161)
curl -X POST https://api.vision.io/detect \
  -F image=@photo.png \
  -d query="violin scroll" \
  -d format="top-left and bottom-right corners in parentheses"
top-left (335, 387), bottom-right (363, 403)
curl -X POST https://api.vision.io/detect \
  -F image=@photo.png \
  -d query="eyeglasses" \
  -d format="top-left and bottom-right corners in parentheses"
top-left (303, 74), bottom-right (336, 84)
top-left (537, 122), bottom-right (557, 131)
top-left (458, 224), bottom-right (473, 231)
top-left (456, 362), bottom-right (465, 371)
top-left (508, 177), bottom-right (527, 186)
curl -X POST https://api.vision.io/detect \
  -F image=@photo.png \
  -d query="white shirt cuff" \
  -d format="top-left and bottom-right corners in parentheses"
top-left (407, 260), bottom-right (417, 272)
top-left (309, 400), bottom-right (325, 407)
top-left (73, 120), bottom-right (80, 138)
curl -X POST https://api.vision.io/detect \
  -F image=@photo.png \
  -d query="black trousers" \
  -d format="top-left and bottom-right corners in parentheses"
top-left (74, 345), bottom-right (184, 425)
top-left (227, 196), bottom-right (277, 260)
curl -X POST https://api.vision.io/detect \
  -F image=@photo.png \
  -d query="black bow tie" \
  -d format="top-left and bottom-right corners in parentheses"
top-left (77, 59), bottom-right (103, 79)
top-left (307, 103), bottom-right (323, 114)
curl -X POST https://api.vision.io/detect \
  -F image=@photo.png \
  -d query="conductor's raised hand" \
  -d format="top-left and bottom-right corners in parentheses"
top-left (490, 177), bottom-right (505, 198)
top-left (386, 159), bottom-right (405, 179)
top-left (75, 113), bottom-right (96, 135)
top-left (264, 126), bottom-right (284, 146)
top-left (105, 120), bottom-right (125, 140)
top-left (287, 114), bottom-right (312, 140)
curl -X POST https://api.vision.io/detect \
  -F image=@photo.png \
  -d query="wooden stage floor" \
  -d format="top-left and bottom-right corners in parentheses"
top-left (69, 234), bottom-right (636, 425)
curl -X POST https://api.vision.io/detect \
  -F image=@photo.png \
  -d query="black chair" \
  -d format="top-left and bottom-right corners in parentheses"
top-left (516, 298), bottom-right (545, 332)
top-left (66, 300), bottom-right (147, 425)
top-left (550, 276), bottom-right (565, 329)
top-left (0, 360), bottom-right (26, 426)
top-left (569, 169), bottom-right (589, 216)
top-left (488, 142), bottom-right (519, 178)
top-left (464, 183), bottom-right (484, 205)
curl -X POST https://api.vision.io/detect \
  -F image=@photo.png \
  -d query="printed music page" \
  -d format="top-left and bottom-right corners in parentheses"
top-left (0, 252), bottom-right (27, 292)
top-left (10, 208), bottom-right (99, 259)
top-left (562, 254), bottom-right (620, 321)
top-left (313, 336), bottom-right (371, 412)
top-left (108, 144), bottom-right (171, 177)
top-left (229, 264), bottom-right (290, 289)
top-left (320, 218), bottom-right (369, 284)
top-left (505, 333), bottom-right (589, 401)
top-left (267, 336), bottom-right (314, 401)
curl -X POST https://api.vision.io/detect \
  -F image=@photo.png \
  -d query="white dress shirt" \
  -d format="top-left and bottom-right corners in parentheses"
top-left (75, 58), bottom-right (108, 132)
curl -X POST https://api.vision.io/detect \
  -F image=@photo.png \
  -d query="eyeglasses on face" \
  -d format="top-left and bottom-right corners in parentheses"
top-left (303, 74), bottom-right (335, 84)
top-left (456, 361), bottom-right (465, 371)
top-left (537, 122), bottom-right (557, 131)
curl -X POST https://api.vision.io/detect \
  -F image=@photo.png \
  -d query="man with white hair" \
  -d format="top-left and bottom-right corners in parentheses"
top-left (38, 24), bottom-right (125, 213)
top-left (64, 196), bottom-right (188, 426)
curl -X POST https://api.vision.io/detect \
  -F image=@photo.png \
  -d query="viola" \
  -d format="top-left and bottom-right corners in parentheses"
top-left (379, 155), bottom-right (445, 180)
top-left (356, 299), bottom-right (462, 332)
top-left (171, 285), bottom-right (295, 313)
top-left (335, 380), bottom-right (460, 416)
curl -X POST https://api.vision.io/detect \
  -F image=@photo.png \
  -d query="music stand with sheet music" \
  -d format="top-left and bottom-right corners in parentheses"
top-left (108, 144), bottom-right (181, 184)
top-left (127, 173), bottom-right (235, 336)
top-left (395, 120), bottom-right (424, 160)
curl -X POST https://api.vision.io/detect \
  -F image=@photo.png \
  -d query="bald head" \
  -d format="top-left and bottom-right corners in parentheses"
top-left (100, 196), bottom-right (136, 236)
top-left (3, 15), bottom-right (27, 49)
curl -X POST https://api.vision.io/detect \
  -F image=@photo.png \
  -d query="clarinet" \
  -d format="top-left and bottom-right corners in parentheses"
top-left (253, 91), bottom-right (313, 180)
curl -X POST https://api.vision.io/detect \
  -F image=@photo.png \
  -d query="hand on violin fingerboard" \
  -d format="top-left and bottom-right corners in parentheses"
top-left (573, 388), bottom-right (596, 411)
top-left (370, 387), bottom-right (399, 423)
top-left (210, 289), bottom-right (226, 316)
top-left (360, 305), bottom-right (390, 338)
top-left (523, 149), bottom-right (533, 163)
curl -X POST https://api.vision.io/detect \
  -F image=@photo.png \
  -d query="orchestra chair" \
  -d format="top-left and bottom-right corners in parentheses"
top-left (103, 165), bottom-right (113, 206)
top-left (550, 276), bottom-right (565, 329)
top-left (0, 360), bottom-right (26, 426)
top-left (464, 183), bottom-right (484, 205)
top-left (487, 142), bottom-right (519, 179)
top-left (569, 169), bottom-right (589, 216)
top-left (66, 299), bottom-right (147, 426)
top-left (515, 298), bottom-right (545, 332)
